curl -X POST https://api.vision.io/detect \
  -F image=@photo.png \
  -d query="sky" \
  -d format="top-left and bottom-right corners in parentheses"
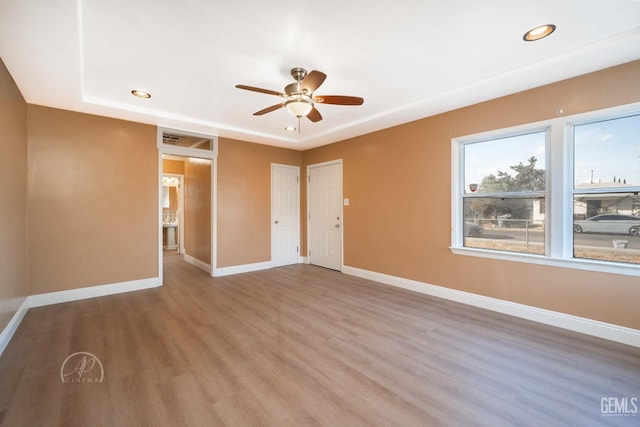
top-left (463, 113), bottom-right (640, 191)
top-left (574, 114), bottom-right (640, 186)
top-left (464, 131), bottom-right (546, 190)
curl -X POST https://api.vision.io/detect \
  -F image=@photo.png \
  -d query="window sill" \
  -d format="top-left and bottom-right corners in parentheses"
top-left (449, 246), bottom-right (640, 277)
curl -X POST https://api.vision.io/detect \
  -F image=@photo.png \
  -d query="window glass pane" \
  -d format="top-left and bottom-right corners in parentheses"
top-left (574, 114), bottom-right (640, 189)
top-left (464, 131), bottom-right (546, 194)
top-left (463, 197), bottom-right (545, 254)
top-left (573, 193), bottom-right (640, 265)
top-left (162, 133), bottom-right (214, 151)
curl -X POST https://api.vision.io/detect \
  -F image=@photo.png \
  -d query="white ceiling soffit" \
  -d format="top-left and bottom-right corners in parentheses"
top-left (0, 0), bottom-right (639, 150)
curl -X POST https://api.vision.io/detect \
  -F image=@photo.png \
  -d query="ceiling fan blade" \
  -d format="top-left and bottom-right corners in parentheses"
top-left (314, 95), bottom-right (364, 105)
top-left (301, 70), bottom-right (327, 93)
top-left (236, 85), bottom-right (284, 97)
top-left (307, 107), bottom-right (323, 122)
top-left (254, 103), bottom-right (284, 116)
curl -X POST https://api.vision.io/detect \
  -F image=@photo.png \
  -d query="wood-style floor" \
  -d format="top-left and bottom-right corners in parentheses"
top-left (1, 256), bottom-right (639, 426)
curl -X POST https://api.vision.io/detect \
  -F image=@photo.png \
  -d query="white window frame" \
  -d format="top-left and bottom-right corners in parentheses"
top-left (451, 102), bottom-right (640, 277)
top-left (459, 127), bottom-right (550, 255)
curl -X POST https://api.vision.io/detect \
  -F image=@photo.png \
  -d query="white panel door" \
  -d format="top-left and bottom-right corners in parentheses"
top-left (308, 162), bottom-right (342, 271)
top-left (271, 164), bottom-right (300, 267)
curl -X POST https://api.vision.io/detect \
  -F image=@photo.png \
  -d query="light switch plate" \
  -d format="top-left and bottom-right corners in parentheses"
top-left (344, 198), bottom-right (350, 206)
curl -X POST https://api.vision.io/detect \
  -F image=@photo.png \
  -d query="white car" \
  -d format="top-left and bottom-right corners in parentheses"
top-left (573, 214), bottom-right (640, 236)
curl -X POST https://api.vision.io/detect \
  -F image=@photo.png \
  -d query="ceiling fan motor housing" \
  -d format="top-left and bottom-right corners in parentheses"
top-left (290, 67), bottom-right (308, 82)
top-left (285, 82), bottom-right (303, 96)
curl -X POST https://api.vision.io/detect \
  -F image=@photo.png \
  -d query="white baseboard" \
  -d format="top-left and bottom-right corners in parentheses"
top-left (0, 297), bottom-right (29, 357)
top-left (184, 254), bottom-right (211, 273)
top-left (342, 265), bottom-right (640, 348)
top-left (300, 256), bottom-right (309, 264)
top-left (1, 278), bottom-right (160, 357)
top-left (214, 261), bottom-right (271, 277)
top-left (29, 277), bottom-right (160, 308)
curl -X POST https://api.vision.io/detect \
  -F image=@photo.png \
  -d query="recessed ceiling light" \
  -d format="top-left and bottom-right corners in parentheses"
top-left (284, 126), bottom-right (297, 132)
top-left (131, 89), bottom-right (151, 99)
top-left (523, 24), bottom-right (556, 42)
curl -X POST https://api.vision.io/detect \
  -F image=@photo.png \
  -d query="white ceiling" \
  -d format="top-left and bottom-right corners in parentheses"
top-left (1, 0), bottom-right (639, 150)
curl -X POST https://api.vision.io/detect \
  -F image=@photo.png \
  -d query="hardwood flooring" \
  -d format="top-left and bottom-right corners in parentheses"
top-left (0, 256), bottom-right (639, 426)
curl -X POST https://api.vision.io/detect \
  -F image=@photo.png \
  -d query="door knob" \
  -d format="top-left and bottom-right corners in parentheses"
top-left (275, 220), bottom-right (279, 224)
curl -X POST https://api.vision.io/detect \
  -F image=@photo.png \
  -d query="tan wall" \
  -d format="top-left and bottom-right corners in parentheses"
top-left (302, 60), bottom-right (640, 329)
top-left (168, 187), bottom-right (178, 210)
top-left (162, 159), bottom-right (184, 175)
top-left (217, 138), bottom-right (302, 268)
top-left (27, 106), bottom-right (158, 294)
top-left (184, 158), bottom-right (211, 264)
top-left (0, 58), bottom-right (28, 331)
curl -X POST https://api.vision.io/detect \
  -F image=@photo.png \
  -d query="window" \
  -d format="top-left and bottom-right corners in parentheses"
top-left (462, 131), bottom-right (547, 255)
top-left (572, 114), bottom-right (640, 265)
top-left (162, 133), bottom-right (215, 151)
top-left (452, 103), bottom-right (640, 276)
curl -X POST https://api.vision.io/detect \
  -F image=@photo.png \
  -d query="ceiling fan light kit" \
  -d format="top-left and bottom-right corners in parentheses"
top-left (284, 98), bottom-right (313, 117)
top-left (235, 67), bottom-right (364, 130)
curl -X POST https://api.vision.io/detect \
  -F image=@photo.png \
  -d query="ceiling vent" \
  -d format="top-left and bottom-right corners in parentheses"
top-left (162, 134), bottom-right (183, 145)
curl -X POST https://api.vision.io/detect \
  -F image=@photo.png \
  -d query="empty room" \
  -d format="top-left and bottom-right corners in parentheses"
top-left (1, 1), bottom-right (639, 425)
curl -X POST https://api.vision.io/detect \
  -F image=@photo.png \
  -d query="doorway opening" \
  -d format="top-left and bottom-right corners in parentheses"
top-left (158, 128), bottom-right (218, 285)
top-left (162, 172), bottom-right (184, 256)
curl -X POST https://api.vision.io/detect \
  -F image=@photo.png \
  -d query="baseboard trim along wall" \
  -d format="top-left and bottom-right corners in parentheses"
top-left (215, 261), bottom-right (272, 277)
top-left (0, 297), bottom-right (29, 357)
top-left (342, 265), bottom-right (640, 348)
top-left (0, 277), bottom-right (160, 357)
top-left (184, 254), bottom-right (212, 274)
top-left (29, 277), bottom-right (160, 308)
top-left (4, 265), bottom-right (638, 356)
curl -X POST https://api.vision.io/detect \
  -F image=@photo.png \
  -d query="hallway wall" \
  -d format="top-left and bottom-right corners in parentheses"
top-left (0, 58), bottom-right (28, 332)
top-left (184, 158), bottom-right (211, 264)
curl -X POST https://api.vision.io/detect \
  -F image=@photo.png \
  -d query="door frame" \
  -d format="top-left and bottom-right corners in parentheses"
top-left (271, 163), bottom-right (301, 267)
top-left (306, 159), bottom-right (344, 270)
top-left (157, 127), bottom-right (218, 285)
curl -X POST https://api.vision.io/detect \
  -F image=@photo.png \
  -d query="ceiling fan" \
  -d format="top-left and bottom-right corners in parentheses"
top-left (235, 67), bottom-right (364, 124)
